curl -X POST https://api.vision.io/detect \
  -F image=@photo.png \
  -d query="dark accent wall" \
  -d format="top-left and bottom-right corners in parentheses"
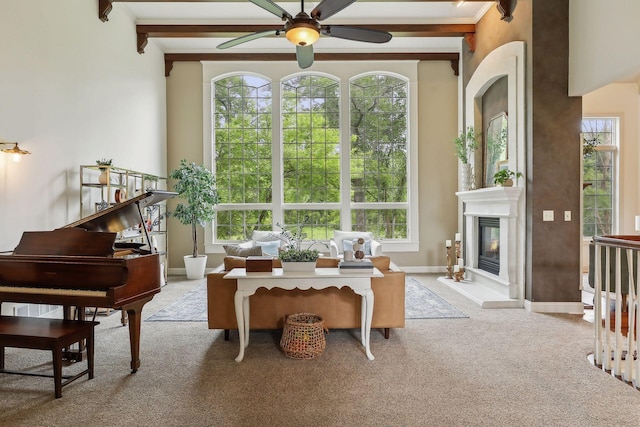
top-left (463, 0), bottom-right (582, 303)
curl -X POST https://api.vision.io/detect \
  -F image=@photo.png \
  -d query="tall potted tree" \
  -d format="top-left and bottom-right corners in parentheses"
top-left (169, 159), bottom-right (218, 279)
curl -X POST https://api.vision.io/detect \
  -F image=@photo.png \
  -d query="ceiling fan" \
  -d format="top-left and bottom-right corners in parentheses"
top-left (217, 0), bottom-right (393, 69)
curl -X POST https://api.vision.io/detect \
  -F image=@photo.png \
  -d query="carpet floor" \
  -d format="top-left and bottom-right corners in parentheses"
top-left (2, 274), bottom-right (640, 427)
top-left (145, 275), bottom-right (467, 322)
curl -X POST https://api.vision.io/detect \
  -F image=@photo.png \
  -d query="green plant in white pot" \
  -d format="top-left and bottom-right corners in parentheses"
top-left (169, 159), bottom-right (218, 279)
top-left (493, 169), bottom-right (522, 187)
top-left (273, 220), bottom-right (321, 272)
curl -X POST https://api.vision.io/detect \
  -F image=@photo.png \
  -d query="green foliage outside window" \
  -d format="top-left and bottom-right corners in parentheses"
top-left (582, 118), bottom-right (615, 237)
top-left (213, 72), bottom-right (410, 243)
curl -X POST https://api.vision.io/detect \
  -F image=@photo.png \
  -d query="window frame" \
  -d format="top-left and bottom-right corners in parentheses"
top-left (581, 116), bottom-right (619, 238)
top-left (203, 62), bottom-right (419, 254)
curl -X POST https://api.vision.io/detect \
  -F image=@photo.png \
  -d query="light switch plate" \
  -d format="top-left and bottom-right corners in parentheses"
top-left (543, 210), bottom-right (554, 221)
top-left (564, 211), bottom-right (571, 221)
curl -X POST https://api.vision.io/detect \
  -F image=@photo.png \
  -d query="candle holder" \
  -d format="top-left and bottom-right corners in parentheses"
top-left (445, 244), bottom-right (453, 279)
top-left (453, 267), bottom-right (465, 282)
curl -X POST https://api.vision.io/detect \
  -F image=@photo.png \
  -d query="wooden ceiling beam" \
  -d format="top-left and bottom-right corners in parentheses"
top-left (137, 23), bottom-right (475, 38)
top-left (136, 24), bottom-right (474, 54)
top-left (164, 52), bottom-right (460, 77)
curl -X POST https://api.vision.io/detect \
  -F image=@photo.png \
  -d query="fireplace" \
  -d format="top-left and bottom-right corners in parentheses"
top-left (478, 217), bottom-right (500, 275)
top-left (451, 186), bottom-right (524, 306)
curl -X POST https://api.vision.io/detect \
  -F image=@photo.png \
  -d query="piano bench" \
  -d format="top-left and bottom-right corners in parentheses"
top-left (0, 316), bottom-right (99, 398)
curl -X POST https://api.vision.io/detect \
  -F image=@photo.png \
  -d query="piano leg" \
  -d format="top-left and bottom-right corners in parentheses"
top-left (122, 296), bottom-right (153, 373)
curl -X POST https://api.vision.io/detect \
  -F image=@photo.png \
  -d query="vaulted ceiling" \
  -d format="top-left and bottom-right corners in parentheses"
top-left (98, 0), bottom-right (510, 75)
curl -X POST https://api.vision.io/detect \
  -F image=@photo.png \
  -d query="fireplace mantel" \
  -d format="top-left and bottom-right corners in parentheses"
top-left (457, 187), bottom-right (521, 217)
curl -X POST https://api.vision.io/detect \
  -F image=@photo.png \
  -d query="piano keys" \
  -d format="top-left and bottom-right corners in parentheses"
top-left (0, 190), bottom-right (176, 372)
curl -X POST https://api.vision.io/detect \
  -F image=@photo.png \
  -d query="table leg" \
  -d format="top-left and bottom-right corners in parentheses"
top-left (234, 290), bottom-right (245, 362)
top-left (360, 298), bottom-right (366, 346)
top-left (364, 289), bottom-right (375, 360)
top-left (243, 295), bottom-right (250, 347)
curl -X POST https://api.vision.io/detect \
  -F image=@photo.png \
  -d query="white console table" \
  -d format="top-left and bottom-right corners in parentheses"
top-left (223, 267), bottom-right (383, 362)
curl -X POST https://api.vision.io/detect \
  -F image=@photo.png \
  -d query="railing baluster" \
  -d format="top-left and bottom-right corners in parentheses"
top-left (595, 244), bottom-right (602, 365)
top-left (635, 250), bottom-right (640, 389)
top-left (623, 248), bottom-right (635, 382)
top-left (614, 247), bottom-right (623, 376)
top-left (604, 246), bottom-right (611, 371)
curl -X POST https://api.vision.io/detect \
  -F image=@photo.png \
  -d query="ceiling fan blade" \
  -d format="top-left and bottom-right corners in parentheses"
top-left (322, 26), bottom-right (392, 43)
top-left (311, 0), bottom-right (357, 21)
top-left (217, 30), bottom-right (280, 49)
top-left (296, 45), bottom-right (314, 69)
top-left (250, 0), bottom-right (293, 21)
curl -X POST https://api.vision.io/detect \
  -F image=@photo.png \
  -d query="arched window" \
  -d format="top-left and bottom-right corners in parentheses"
top-left (207, 63), bottom-right (417, 252)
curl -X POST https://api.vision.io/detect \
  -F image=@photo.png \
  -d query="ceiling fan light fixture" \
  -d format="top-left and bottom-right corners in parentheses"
top-left (286, 23), bottom-right (320, 46)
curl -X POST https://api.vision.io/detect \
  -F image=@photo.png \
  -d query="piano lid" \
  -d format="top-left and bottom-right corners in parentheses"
top-left (64, 190), bottom-right (177, 233)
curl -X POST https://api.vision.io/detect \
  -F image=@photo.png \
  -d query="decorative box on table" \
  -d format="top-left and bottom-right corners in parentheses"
top-left (246, 256), bottom-right (273, 272)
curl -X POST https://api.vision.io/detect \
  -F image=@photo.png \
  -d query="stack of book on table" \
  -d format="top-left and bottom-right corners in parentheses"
top-left (338, 259), bottom-right (373, 273)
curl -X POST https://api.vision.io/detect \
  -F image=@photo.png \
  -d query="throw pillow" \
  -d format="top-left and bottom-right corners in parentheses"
top-left (255, 240), bottom-right (280, 257)
top-left (223, 245), bottom-right (263, 257)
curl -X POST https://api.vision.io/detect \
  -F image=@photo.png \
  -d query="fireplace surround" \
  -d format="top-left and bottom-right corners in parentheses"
top-left (448, 186), bottom-right (525, 308)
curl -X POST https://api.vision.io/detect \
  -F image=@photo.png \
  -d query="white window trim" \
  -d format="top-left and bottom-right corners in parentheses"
top-left (203, 61), bottom-right (419, 253)
top-left (581, 116), bottom-right (619, 237)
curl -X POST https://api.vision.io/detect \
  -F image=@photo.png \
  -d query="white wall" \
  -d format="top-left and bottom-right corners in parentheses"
top-left (581, 83), bottom-right (640, 271)
top-left (0, 0), bottom-right (167, 251)
top-left (569, 0), bottom-right (640, 95)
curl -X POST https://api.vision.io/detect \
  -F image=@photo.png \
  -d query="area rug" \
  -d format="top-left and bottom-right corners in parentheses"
top-left (404, 276), bottom-right (467, 319)
top-left (145, 276), bottom-right (467, 322)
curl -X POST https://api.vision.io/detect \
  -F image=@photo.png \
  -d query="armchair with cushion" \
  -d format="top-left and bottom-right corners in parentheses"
top-left (329, 230), bottom-right (382, 258)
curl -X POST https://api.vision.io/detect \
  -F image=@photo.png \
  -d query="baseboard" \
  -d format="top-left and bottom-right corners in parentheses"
top-left (524, 300), bottom-right (584, 314)
top-left (398, 266), bottom-right (446, 274)
top-left (167, 267), bottom-right (217, 277)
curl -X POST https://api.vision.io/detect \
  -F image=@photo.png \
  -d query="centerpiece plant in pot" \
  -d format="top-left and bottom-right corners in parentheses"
top-left (273, 219), bottom-right (321, 272)
top-left (169, 159), bottom-right (218, 279)
top-left (493, 169), bottom-right (522, 187)
top-left (453, 127), bottom-right (479, 191)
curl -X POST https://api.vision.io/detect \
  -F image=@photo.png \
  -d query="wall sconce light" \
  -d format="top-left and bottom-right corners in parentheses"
top-left (0, 140), bottom-right (31, 162)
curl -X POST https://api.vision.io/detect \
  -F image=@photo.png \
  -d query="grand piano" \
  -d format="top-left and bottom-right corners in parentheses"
top-left (0, 190), bottom-right (176, 372)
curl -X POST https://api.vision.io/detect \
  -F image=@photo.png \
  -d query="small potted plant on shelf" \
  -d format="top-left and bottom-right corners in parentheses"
top-left (169, 159), bottom-right (218, 280)
top-left (493, 169), bottom-right (522, 187)
top-left (453, 127), bottom-right (479, 191)
top-left (96, 158), bottom-right (113, 184)
top-left (273, 219), bottom-right (321, 272)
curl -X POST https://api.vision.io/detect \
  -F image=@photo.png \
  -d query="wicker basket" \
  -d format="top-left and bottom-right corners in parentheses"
top-left (280, 313), bottom-right (326, 360)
